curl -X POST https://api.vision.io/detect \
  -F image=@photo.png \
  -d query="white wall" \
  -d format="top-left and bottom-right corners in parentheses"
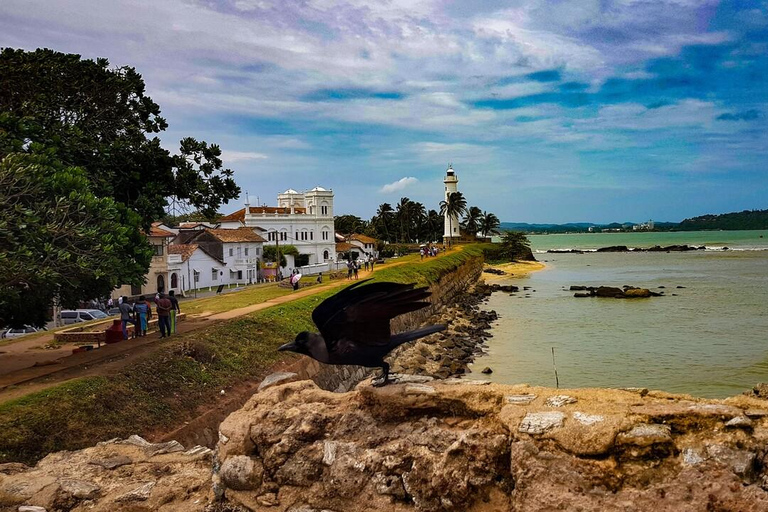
top-left (183, 249), bottom-right (227, 291)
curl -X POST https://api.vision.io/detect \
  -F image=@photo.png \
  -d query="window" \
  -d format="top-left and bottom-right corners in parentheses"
top-left (245, 247), bottom-right (249, 256)
top-left (229, 248), bottom-right (233, 257)
top-left (212, 268), bottom-right (218, 281)
top-left (80, 313), bottom-right (93, 320)
top-left (321, 205), bottom-right (328, 215)
top-left (281, 232), bottom-right (287, 241)
top-left (310, 231), bottom-right (313, 241)
top-left (171, 273), bottom-right (178, 288)
top-left (237, 271), bottom-right (243, 280)
top-left (323, 250), bottom-right (329, 260)
top-left (194, 270), bottom-right (200, 283)
top-left (237, 246), bottom-right (242, 258)
top-left (322, 231), bottom-right (329, 240)
top-left (153, 245), bottom-right (164, 256)
top-left (296, 231), bottom-right (299, 240)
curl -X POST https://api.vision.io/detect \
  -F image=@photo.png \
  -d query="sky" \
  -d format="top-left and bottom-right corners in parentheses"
top-left (1, 0), bottom-right (767, 223)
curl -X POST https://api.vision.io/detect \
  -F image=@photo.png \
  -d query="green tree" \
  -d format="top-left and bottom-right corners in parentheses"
top-left (0, 48), bottom-right (239, 226)
top-left (374, 203), bottom-right (394, 242)
top-left (500, 231), bottom-right (533, 261)
top-left (462, 206), bottom-right (483, 236)
top-left (333, 214), bottom-right (366, 235)
top-left (263, 245), bottom-right (299, 267)
top-left (439, 191), bottom-right (467, 246)
top-left (0, 154), bottom-right (151, 327)
top-left (0, 48), bottom-right (241, 326)
top-left (480, 211), bottom-right (501, 237)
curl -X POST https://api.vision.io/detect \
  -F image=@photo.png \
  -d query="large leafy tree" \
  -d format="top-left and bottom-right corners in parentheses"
top-left (0, 48), bottom-right (239, 225)
top-left (500, 230), bottom-right (533, 261)
top-left (374, 203), bottom-right (394, 242)
top-left (0, 154), bottom-right (151, 327)
top-left (439, 191), bottom-right (467, 246)
top-left (0, 48), bottom-right (240, 326)
top-left (333, 214), bottom-right (366, 235)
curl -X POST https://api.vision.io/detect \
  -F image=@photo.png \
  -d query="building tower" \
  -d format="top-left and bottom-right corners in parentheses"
top-left (443, 164), bottom-right (460, 243)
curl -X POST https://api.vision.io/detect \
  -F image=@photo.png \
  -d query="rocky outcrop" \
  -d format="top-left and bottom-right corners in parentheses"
top-left (570, 285), bottom-right (664, 299)
top-left (214, 378), bottom-right (768, 512)
top-left (5, 380), bottom-right (768, 512)
top-left (0, 436), bottom-right (214, 511)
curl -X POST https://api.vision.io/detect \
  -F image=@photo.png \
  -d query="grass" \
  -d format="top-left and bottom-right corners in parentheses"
top-left (180, 282), bottom-right (292, 315)
top-left (0, 245), bottom-right (488, 464)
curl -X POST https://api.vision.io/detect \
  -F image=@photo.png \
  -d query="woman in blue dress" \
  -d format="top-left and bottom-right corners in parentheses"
top-left (134, 296), bottom-right (149, 337)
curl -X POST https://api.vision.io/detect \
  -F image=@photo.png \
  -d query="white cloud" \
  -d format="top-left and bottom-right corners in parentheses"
top-left (220, 150), bottom-right (269, 162)
top-left (380, 177), bottom-right (418, 193)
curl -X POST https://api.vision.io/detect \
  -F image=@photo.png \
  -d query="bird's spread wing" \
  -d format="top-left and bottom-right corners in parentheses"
top-left (312, 280), bottom-right (431, 350)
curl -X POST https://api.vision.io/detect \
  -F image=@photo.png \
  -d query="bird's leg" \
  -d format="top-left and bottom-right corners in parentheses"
top-left (372, 362), bottom-right (390, 387)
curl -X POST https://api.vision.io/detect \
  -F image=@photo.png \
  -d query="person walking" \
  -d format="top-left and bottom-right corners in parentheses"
top-left (353, 260), bottom-right (359, 280)
top-left (347, 259), bottom-right (354, 280)
top-left (118, 297), bottom-right (135, 340)
top-left (369, 256), bottom-right (375, 272)
top-left (168, 290), bottom-right (180, 334)
top-left (156, 293), bottom-right (172, 338)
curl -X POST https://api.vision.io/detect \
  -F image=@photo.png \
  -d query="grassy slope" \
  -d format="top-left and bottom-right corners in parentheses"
top-left (0, 245), bottom-right (486, 464)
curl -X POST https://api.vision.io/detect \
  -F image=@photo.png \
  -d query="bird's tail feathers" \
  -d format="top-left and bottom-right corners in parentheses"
top-left (389, 324), bottom-right (446, 348)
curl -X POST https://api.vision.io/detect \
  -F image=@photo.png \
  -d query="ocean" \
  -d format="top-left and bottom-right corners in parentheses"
top-left (470, 230), bottom-right (768, 398)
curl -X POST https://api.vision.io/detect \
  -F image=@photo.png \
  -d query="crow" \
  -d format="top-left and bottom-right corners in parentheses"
top-left (278, 279), bottom-right (446, 386)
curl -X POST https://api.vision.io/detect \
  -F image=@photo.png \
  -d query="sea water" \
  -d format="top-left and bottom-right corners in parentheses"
top-left (470, 230), bottom-right (768, 398)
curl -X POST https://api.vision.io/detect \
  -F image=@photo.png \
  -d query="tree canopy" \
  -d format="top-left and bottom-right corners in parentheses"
top-left (0, 48), bottom-right (241, 326)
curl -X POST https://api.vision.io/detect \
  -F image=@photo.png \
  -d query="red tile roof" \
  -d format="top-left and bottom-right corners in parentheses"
top-left (349, 234), bottom-right (377, 244)
top-left (205, 227), bottom-right (266, 243)
top-left (219, 206), bottom-right (308, 223)
top-left (168, 244), bottom-right (198, 262)
top-left (149, 225), bottom-right (176, 238)
top-left (336, 242), bottom-right (353, 252)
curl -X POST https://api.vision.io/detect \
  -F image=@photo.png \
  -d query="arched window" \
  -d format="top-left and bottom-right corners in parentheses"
top-left (157, 275), bottom-right (165, 293)
top-left (171, 273), bottom-right (178, 289)
top-left (323, 250), bottom-right (329, 260)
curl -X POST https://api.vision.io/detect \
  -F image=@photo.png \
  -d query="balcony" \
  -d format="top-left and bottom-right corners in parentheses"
top-left (167, 254), bottom-right (183, 265)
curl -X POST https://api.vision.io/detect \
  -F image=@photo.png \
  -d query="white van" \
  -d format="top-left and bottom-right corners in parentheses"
top-left (60, 309), bottom-right (109, 325)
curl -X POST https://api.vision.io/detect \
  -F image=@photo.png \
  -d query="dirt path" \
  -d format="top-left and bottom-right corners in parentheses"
top-left (0, 263), bottom-right (405, 403)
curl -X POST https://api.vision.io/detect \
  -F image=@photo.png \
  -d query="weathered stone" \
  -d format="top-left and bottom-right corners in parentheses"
top-left (257, 492), bottom-right (279, 506)
top-left (545, 395), bottom-right (577, 407)
top-left (404, 384), bottom-right (436, 395)
top-left (89, 455), bottom-right (132, 470)
top-left (59, 479), bottom-right (100, 500)
top-left (258, 372), bottom-right (300, 392)
top-left (616, 424), bottom-right (672, 447)
top-left (745, 409), bottom-right (768, 418)
top-left (18, 507), bottom-right (48, 512)
top-left (706, 445), bottom-right (757, 479)
top-left (481, 367), bottom-right (493, 374)
top-left (115, 481), bottom-right (155, 502)
top-left (372, 472), bottom-right (407, 499)
top-left (505, 394), bottom-right (537, 405)
top-left (725, 415), bottom-right (754, 429)
top-left (572, 412), bottom-right (604, 425)
top-left (219, 455), bottom-right (263, 491)
top-left (682, 447), bottom-right (706, 466)
top-left (519, 412), bottom-right (565, 434)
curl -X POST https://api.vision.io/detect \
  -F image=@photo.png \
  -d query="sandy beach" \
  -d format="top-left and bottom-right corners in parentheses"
top-left (482, 260), bottom-right (546, 282)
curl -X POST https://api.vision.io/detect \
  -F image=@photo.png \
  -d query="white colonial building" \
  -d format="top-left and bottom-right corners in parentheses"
top-left (219, 187), bottom-right (336, 264)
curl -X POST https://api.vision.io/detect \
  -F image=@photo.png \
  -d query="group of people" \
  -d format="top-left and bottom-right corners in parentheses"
top-left (419, 244), bottom-right (440, 260)
top-left (346, 255), bottom-right (376, 280)
top-left (117, 291), bottom-right (180, 340)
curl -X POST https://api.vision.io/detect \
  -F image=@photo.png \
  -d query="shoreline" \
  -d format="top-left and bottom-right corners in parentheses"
top-left (482, 260), bottom-right (546, 283)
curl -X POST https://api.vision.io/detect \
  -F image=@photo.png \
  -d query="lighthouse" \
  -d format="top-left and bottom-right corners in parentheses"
top-left (443, 164), bottom-right (460, 244)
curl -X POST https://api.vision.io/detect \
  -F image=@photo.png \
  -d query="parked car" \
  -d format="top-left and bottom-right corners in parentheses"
top-left (1, 325), bottom-right (45, 338)
top-left (59, 309), bottom-right (110, 325)
top-left (107, 308), bottom-right (121, 316)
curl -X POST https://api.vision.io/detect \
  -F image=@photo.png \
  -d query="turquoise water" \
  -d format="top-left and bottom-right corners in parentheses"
top-left (470, 231), bottom-right (768, 398)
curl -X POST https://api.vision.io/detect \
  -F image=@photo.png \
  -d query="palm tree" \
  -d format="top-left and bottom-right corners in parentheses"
top-left (410, 201), bottom-right (427, 243)
top-left (462, 206), bottom-right (483, 237)
top-left (480, 211), bottom-right (501, 237)
top-left (396, 197), bottom-right (412, 242)
top-left (375, 203), bottom-right (394, 242)
top-left (425, 209), bottom-right (442, 242)
top-left (439, 191), bottom-right (467, 247)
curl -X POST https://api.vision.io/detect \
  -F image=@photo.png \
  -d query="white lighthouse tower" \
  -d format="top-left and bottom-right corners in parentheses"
top-left (443, 164), bottom-right (460, 244)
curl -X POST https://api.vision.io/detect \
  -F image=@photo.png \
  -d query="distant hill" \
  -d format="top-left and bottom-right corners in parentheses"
top-left (501, 210), bottom-right (767, 233)
top-left (678, 209), bottom-right (768, 231)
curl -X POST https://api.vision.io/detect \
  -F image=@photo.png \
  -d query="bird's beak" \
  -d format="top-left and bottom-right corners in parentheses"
top-left (278, 341), bottom-right (297, 352)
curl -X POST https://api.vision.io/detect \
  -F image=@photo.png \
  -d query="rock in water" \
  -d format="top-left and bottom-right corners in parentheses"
top-left (481, 367), bottom-right (493, 374)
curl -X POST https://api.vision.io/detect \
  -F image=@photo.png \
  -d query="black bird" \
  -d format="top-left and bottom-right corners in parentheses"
top-left (278, 279), bottom-right (445, 386)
